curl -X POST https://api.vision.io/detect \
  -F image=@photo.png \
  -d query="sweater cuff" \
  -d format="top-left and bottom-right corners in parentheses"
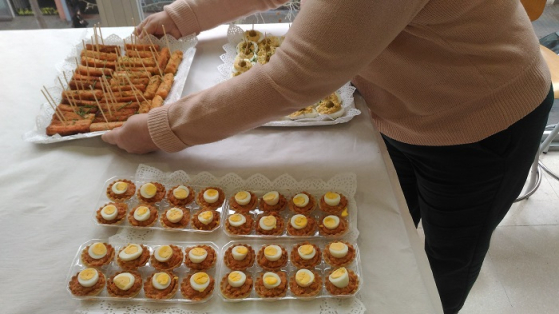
top-left (147, 106), bottom-right (189, 153)
top-left (164, 0), bottom-right (201, 37)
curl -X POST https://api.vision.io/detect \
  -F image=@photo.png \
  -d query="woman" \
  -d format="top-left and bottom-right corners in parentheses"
top-left (102, 0), bottom-right (553, 312)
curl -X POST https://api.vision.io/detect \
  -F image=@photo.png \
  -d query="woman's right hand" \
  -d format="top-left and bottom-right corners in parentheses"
top-left (135, 11), bottom-right (182, 39)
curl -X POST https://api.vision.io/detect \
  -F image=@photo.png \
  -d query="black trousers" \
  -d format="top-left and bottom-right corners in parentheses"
top-left (382, 87), bottom-right (554, 314)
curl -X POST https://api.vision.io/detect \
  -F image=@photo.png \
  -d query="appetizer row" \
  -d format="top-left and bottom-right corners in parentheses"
top-left (96, 202), bottom-right (220, 231)
top-left (225, 212), bottom-right (348, 237)
top-left (222, 242), bottom-right (356, 270)
top-left (44, 28), bottom-right (184, 137)
top-left (80, 242), bottom-right (217, 270)
top-left (231, 29), bottom-right (345, 120)
top-left (69, 268), bottom-right (215, 301)
top-left (221, 267), bottom-right (359, 299)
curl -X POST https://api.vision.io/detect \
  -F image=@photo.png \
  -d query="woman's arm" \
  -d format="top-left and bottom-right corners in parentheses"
top-left (146, 0), bottom-right (429, 152)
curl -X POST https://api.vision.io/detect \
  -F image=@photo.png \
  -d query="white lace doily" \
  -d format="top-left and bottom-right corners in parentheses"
top-left (131, 164), bottom-right (359, 241)
top-left (217, 24), bottom-right (361, 127)
top-left (23, 33), bottom-right (197, 144)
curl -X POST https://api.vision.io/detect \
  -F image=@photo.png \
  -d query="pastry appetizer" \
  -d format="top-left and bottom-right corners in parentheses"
top-left (220, 271), bottom-right (253, 299)
top-left (289, 269), bottom-right (322, 297)
top-left (136, 182), bottom-right (166, 203)
top-left (181, 272), bottom-right (215, 301)
top-left (160, 207), bottom-right (190, 229)
top-left (318, 215), bottom-right (348, 236)
top-left (255, 271), bottom-right (288, 298)
top-left (323, 241), bottom-right (356, 267)
top-left (288, 192), bottom-right (316, 214)
top-left (150, 245), bottom-right (184, 270)
top-left (166, 184), bottom-right (195, 206)
top-left (225, 213), bottom-right (254, 235)
top-left (106, 270), bottom-right (143, 298)
top-left (144, 271), bottom-right (179, 299)
top-left (184, 245), bottom-right (217, 270)
top-left (196, 187), bottom-right (225, 210)
top-left (191, 209), bottom-right (220, 231)
top-left (228, 190), bottom-right (258, 213)
top-left (259, 191), bottom-right (287, 212)
top-left (325, 267), bottom-right (359, 295)
top-left (96, 202), bottom-right (127, 225)
top-left (81, 242), bottom-right (115, 267)
top-left (116, 243), bottom-right (150, 270)
top-left (68, 268), bottom-right (106, 296)
top-left (318, 191), bottom-right (348, 214)
top-left (255, 213), bottom-right (284, 236)
top-left (290, 242), bottom-right (321, 268)
top-left (106, 179), bottom-right (135, 202)
top-left (127, 204), bottom-right (158, 227)
top-left (256, 244), bottom-right (288, 271)
top-left (286, 214), bottom-right (317, 236)
top-left (223, 244), bottom-right (255, 270)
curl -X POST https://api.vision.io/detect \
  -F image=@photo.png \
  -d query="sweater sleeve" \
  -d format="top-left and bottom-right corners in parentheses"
top-left (149, 0), bottom-right (429, 152)
top-left (165, 0), bottom-right (290, 36)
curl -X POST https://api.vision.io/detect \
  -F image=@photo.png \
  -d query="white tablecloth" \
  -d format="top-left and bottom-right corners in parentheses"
top-left (0, 24), bottom-right (443, 314)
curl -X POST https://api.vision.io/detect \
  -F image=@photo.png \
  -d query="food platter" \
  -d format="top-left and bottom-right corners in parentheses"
top-left (23, 32), bottom-right (197, 144)
top-left (218, 24), bottom-right (361, 127)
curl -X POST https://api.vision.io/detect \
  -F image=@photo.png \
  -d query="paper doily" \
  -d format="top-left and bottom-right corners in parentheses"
top-left (217, 24), bottom-right (361, 127)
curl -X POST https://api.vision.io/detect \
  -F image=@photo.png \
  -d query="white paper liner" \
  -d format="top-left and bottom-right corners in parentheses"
top-left (218, 24), bottom-right (361, 127)
top-left (23, 33), bottom-right (197, 144)
top-left (132, 164), bottom-right (359, 241)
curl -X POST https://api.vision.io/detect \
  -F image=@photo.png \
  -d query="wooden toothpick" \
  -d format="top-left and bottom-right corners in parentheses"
top-left (91, 86), bottom-right (110, 128)
top-left (162, 24), bottom-right (171, 52)
top-left (42, 87), bottom-right (66, 124)
top-left (149, 46), bottom-right (163, 77)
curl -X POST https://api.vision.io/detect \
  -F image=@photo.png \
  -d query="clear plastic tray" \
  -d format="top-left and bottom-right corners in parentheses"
top-left (222, 189), bottom-right (354, 239)
top-left (93, 176), bottom-right (224, 233)
top-left (66, 239), bottom-right (220, 303)
top-left (218, 239), bottom-right (362, 302)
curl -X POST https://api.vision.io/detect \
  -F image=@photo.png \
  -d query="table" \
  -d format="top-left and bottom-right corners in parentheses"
top-left (0, 24), bottom-right (443, 314)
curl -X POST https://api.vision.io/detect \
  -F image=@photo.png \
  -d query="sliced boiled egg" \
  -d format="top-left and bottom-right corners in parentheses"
top-left (329, 242), bottom-right (349, 258)
top-left (290, 214), bottom-right (308, 229)
top-left (231, 245), bottom-right (249, 261)
top-left (203, 189), bottom-right (219, 203)
top-left (234, 191), bottom-right (251, 205)
top-left (152, 272), bottom-right (172, 290)
top-left (263, 245), bottom-right (282, 261)
top-left (190, 272), bottom-right (211, 292)
top-left (111, 181), bottom-right (129, 194)
top-left (295, 269), bottom-right (315, 287)
top-left (198, 211), bottom-right (214, 225)
top-left (262, 191), bottom-right (279, 206)
top-left (113, 272), bottom-right (135, 290)
top-left (292, 193), bottom-right (309, 208)
top-left (78, 268), bottom-right (99, 287)
top-left (228, 213), bottom-right (246, 227)
top-left (154, 245), bottom-right (173, 262)
top-left (329, 267), bottom-right (350, 288)
top-left (101, 204), bottom-right (118, 220)
top-left (323, 215), bottom-right (340, 230)
top-left (119, 244), bottom-right (143, 261)
top-left (166, 208), bottom-right (184, 223)
top-left (134, 206), bottom-right (151, 221)
top-left (188, 247), bottom-right (208, 264)
top-left (259, 215), bottom-right (277, 231)
top-left (88, 242), bottom-right (107, 259)
top-left (227, 271), bottom-right (247, 287)
top-left (262, 272), bottom-right (281, 289)
top-left (173, 185), bottom-right (189, 200)
top-left (288, 107), bottom-right (318, 120)
top-left (324, 192), bottom-right (341, 206)
top-left (140, 183), bottom-right (157, 199)
top-left (298, 244), bottom-right (316, 260)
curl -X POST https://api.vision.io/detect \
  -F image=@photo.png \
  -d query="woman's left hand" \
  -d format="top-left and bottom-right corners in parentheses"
top-left (101, 114), bottom-right (160, 154)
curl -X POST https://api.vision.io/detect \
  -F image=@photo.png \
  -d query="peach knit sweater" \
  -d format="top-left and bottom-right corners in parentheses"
top-left (148, 0), bottom-right (551, 152)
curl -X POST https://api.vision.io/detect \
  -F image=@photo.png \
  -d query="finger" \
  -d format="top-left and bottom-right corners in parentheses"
top-left (101, 129), bottom-right (117, 145)
top-left (169, 29), bottom-right (182, 39)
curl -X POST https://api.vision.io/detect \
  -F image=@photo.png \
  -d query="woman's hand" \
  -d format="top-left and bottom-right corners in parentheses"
top-left (101, 114), bottom-right (160, 154)
top-left (135, 11), bottom-right (182, 39)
